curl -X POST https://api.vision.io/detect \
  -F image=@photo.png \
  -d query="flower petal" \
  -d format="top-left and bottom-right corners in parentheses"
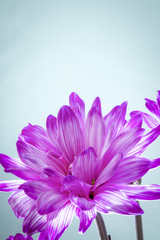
top-left (128, 125), bottom-right (160, 156)
top-left (46, 115), bottom-right (59, 149)
top-left (0, 154), bottom-right (26, 169)
top-left (38, 230), bottom-right (47, 240)
top-left (75, 207), bottom-right (96, 233)
top-left (94, 189), bottom-right (143, 215)
top-left (69, 92), bottom-right (85, 130)
top-left (19, 180), bottom-right (53, 200)
top-left (106, 156), bottom-right (151, 184)
top-left (150, 158), bottom-right (160, 169)
top-left (118, 184), bottom-right (160, 200)
top-left (47, 202), bottom-right (75, 240)
top-left (14, 233), bottom-right (26, 240)
top-left (94, 154), bottom-right (121, 189)
top-left (37, 189), bottom-right (68, 215)
top-left (0, 180), bottom-right (25, 192)
top-left (104, 102), bottom-right (127, 139)
top-left (20, 124), bottom-right (54, 152)
top-left (72, 147), bottom-right (98, 185)
top-left (145, 98), bottom-right (159, 116)
top-left (124, 114), bottom-right (143, 130)
top-left (69, 193), bottom-right (95, 210)
top-left (91, 97), bottom-right (102, 113)
top-left (85, 106), bottom-right (106, 157)
top-left (101, 128), bottom-right (144, 168)
top-left (8, 190), bottom-right (35, 218)
top-left (17, 140), bottom-right (50, 169)
top-left (142, 112), bottom-right (159, 128)
top-left (23, 205), bottom-right (46, 234)
top-left (63, 175), bottom-right (91, 197)
top-left (57, 106), bottom-right (83, 162)
top-left (47, 151), bottom-right (69, 175)
top-left (130, 111), bottom-right (159, 128)
top-left (157, 90), bottom-right (160, 108)
top-left (0, 154), bottom-right (39, 180)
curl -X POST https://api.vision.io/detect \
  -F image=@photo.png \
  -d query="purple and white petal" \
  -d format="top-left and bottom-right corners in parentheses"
top-left (8, 190), bottom-right (35, 218)
top-left (19, 180), bottom-right (54, 200)
top-left (75, 207), bottom-right (96, 233)
top-left (150, 158), bottom-right (160, 169)
top-left (157, 90), bottom-right (160, 108)
top-left (0, 154), bottom-right (27, 169)
top-left (20, 124), bottom-right (54, 152)
top-left (0, 180), bottom-right (25, 192)
top-left (15, 234), bottom-right (25, 240)
top-left (70, 193), bottom-right (95, 211)
top-left (142, 112), bottom-right (159, 128)
top-left (94, 154), bottom-right (121, 189)
top-left (91, 97), bottom-right (102, 113)
top-left (128, 125), bottom-right (160, 156)
top-left (47, 202), bottom-right (75, 240)
top-left (124, 114), bottom-right (143, 130)
top-left (85, 106), bottom-right (106, 157)
top-left (72, 148), bottom-right (98, 185)
top-left (57, 106), bottom-right (84, 162)
top-left (94, 189), bottom-right (144, 215)
top-left (47, 151), bottom-right (69, 175)
top-left (104, 102), bottom-right (127, 139)
top-left (101, 128), bottom-right (144, 168)
top-left (38, 230), bottom-right (48, 240)
top-left (106, 156), bottom-right (151, 184)
top-left (17, 140), bottom-right (54, 169)
top-left (0, 154), bottom-right (39, 180)
top-left (63, 175), bottom-right (91, 197)
top-left (69, 92), bottom-right (85, 130)
top-left (23, 205), bottom-right (46, 235)
top-left (118, 184), bottom-right (160, 200)
top-left (145, 98), bottom-right (159, 116)
top-left (37, 189), bottom-right (68, 215)
top-left (46, 115), bottom-right (59, 150)
top-left (43, 167), bottom-right (64, 186)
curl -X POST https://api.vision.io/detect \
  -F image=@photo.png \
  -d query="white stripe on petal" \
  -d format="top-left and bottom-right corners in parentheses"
top-left (23, 205), bottom-right (46, 235)
top-left (47, 202), bottom-right (75, 240)
top-left (8, 190), bottom-right (35, 219)
top-left (0, 180), bottom-right (25, 192)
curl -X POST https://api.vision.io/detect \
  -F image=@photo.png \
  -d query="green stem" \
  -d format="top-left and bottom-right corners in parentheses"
top-left (135, 202), bottom-right (144, 240)
top-left (134, 179), bottom-right (143, 240)
top-left (95, 212), bottom-right (111, 240)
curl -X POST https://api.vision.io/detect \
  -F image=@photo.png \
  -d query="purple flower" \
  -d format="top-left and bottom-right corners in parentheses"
top-left (131, 90), bottom-right (160, 128)
top-left (6, 233), bottom-right (33, 240)
top-left (1, 92), bottom-right (160, 240)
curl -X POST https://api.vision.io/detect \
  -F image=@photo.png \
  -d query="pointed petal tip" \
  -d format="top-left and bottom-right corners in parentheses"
top-left (151, 158), bottom-right (160, 169)
top-left (93, 96), bottom-right (101, 103)
top-left (130, 111), bottom-right (140, 117)
top-left (46, 114), bottom-right (55, 122)
top-left (121, 101), bottom-right (128, 107)
top-left (69, 92), bottom-right (85, 107)
top-left (58, 105), bottom-right (73, 119)
top-left (157, 90), bottom-right (160, 98)
top-left (69, 92), bottom-right (79, 99)
top-left (91, 97), bottom-right (102, 113)
top-left (79, 147), bottom-right (97, 157)
top-left (0, 153), bottom-right (8, 163)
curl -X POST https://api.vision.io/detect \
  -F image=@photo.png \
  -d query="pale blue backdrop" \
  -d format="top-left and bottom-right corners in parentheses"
top-left (0, 1), bottom-right (160, 239)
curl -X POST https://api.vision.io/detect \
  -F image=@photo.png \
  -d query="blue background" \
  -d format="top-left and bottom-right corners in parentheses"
top-left (0, 1), bottom-right (160, 239)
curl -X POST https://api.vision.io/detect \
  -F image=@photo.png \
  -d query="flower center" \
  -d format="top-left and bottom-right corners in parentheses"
top-left (92, 178), bottom-right (95, 185)
top-left (89, 192), bottom-right (94, 200)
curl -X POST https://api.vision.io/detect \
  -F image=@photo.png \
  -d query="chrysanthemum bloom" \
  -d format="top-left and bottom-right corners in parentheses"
top-left (131, 90), bottom-right (160, 129)
top-left (6, 233), bottom-right (33, 240)
top-left (1, 93), bottom-right (160, 239)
